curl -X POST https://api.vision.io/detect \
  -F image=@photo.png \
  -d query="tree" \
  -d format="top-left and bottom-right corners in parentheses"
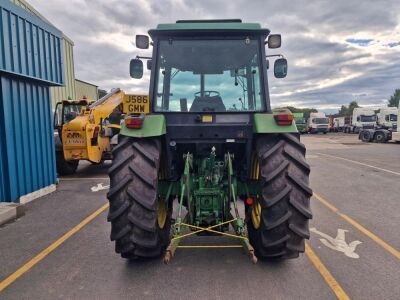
top-left (339, 105), bottom-right (348, 115)
top-left (285, 106), bottom-right (318, 119)
top-left (98, 89), bottom-right (108, 99)
top-left (348, 101), bottom-right (360, 114)
top-left (388, 89), bottom-right (400, 108)
top-left (338, 101), bottom-right (359, 115)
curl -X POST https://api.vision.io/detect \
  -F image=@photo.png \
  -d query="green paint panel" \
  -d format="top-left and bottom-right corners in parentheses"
top-left (120, 115), bottom-right (166, 138)
top-left (254, 113), bottom-right (298, 133)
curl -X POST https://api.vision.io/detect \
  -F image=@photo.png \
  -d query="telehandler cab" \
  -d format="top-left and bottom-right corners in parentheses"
top-left (107, 19), bottom-right (312, 263)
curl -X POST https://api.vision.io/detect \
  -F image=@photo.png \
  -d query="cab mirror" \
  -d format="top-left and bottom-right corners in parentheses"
top-left (274, 58), bottom-right (288, 78)
top-left (268, 34), bottom-right (281, 49)
top-left (147, 60), bottom-right (152, 70)
top-left (130, 59), bottom-right (143, 79)
top-left (136, 35), bottom-right (149, 49)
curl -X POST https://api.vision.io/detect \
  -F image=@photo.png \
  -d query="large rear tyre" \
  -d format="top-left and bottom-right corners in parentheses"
top-left (56, 151), bottom-right (79, 175)
top-left (247, 133), bottom-right (313, 259)
top-left (107, 136), bottom-right (171, 259)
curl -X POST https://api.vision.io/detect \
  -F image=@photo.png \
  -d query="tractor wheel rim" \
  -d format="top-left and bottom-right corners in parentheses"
top-left (157, 200), bottom-right (167, 229)
top-left (251, 199), bottom-right (262, 229)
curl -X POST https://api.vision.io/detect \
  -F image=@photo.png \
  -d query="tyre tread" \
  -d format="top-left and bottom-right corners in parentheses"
top-left (248, 133), bottom-right (312, 259)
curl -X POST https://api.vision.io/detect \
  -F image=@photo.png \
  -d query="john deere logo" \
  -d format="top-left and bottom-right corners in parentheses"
top-left (67, 132), bottom-right (80, 138)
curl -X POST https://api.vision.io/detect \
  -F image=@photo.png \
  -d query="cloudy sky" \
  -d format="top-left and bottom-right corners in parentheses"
top-left (28, 0), bottom-right (400, 113)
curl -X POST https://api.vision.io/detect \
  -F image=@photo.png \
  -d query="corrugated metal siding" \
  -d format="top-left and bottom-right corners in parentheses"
top-left (0, 76), bottom-right (56, 202)
top-left (0, 0), bottom-right (64, 85)
top-left (0, 0), bottom-right (62, 202)
top-left (75, 79), bottom-right (98, 100)
top-left (7, 0), bottom-right (76, 109)
top-left (51, 38), bottom-right (76, 107)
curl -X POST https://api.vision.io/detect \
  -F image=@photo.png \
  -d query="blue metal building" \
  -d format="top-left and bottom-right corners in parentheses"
top-left (0, 0), bottom-right (64, 202)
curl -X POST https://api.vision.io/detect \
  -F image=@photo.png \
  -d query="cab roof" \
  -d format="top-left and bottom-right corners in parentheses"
top-left (149, 19), bottom-right (270, 37)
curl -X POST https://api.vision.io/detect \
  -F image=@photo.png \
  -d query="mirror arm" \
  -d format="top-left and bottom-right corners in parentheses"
top-left (266, 54), bottom-right (284, 58)
top-left (136, 55), bottom-right (152, 60)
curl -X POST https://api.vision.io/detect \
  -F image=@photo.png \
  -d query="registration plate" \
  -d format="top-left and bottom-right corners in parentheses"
top-left (123, 95), bottom-right (150, 114)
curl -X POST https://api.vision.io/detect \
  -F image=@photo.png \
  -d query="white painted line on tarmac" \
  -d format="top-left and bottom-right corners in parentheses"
top-left (311, 228), bottom-right (362, 259)
top-left (316, 152), bottom-right (400, 176)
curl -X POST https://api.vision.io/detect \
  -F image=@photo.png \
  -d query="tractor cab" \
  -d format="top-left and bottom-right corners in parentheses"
top-left (131, 19), bottom-right (286, 114)
top-left (127, 19), bottom-right (289, 180)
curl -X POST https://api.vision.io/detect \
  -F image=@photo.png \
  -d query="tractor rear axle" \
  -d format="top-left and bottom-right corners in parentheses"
top-left (164, 149), bottom-right (257, 264)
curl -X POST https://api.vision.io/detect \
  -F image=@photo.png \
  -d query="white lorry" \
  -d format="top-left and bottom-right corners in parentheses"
top-left (359, 106), bottom-right (399, 143)
top-left (344, 107), bottom-right (376, 133)
top-left (377, 107), bottom-right (398, 130)
top-left (332, 117), bottom-right (345, 132)
top-left (307, 112), bottom-right (329, 134)
top-left (390, 106), bottom-right (400, 142)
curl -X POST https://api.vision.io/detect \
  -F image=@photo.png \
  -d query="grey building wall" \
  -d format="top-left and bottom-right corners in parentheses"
top-left (75, 79), bottom-right (98, 100)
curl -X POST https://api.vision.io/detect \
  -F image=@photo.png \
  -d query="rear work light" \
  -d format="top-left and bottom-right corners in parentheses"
top-left (125, 115), bottom-right (145, 129)
top-left (274, 114), bottom-right (294, 126)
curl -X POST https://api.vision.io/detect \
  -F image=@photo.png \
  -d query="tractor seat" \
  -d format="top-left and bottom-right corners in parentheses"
top-left (190, 95), bottom-right (226, 112)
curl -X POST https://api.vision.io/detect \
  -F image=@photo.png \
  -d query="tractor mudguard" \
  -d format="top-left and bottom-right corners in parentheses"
top-left (253, 113), bottom-right (298, 133)
top-left (120, 114), bottom-right (166, 138)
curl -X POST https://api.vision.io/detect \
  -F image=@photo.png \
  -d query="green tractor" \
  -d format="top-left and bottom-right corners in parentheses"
top-left (107, 19), bottom-right (312, 263)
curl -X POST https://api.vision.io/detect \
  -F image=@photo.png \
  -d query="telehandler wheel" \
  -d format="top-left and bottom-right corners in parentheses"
top-left (107, 136), bottom-right (171, 259)
top-left (247, 133), bottom-right (313, 259)
top-left (55, 151), bottom-right (79, 175)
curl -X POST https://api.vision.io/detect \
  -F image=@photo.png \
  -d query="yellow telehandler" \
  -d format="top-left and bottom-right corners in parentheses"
top-left (53, 88), bottom-right (131, 175)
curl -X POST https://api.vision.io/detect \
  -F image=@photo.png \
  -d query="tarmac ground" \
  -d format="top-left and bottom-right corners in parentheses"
top-left (0, 132), bottom-right (399, 299)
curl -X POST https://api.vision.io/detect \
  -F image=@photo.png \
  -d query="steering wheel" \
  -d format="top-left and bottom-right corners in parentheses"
top-left (194, 91), bottom-right (220, 97)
